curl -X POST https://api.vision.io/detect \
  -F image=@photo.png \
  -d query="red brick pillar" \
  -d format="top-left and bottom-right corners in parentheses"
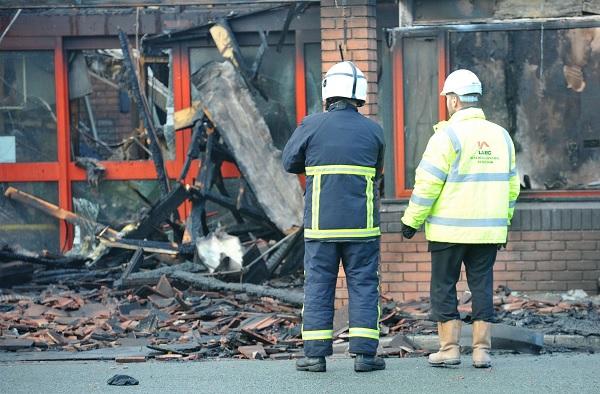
top-left (320, 0), bottom-right (378, 119)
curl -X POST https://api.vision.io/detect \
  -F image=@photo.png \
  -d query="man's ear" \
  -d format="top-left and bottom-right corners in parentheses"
top-left (451, 95), bottom-right (458, 108)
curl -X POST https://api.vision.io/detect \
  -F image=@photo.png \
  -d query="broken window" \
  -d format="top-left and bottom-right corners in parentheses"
top-left (68, 49), bottom-right (175, 161)
top-left (71, 180), bottom-right (161, 229)
top-left (190, 44), bottom-right (296, 150)
top-left (304, 43), bottom-right (323, 115)
top-left (450, 27), bottom-right (600, 190)
top-left (0, 51), bottom-right (56, 163)
top-left (144, 50), bottom-right (175, 161)
top-left (0, 182), bottom-right (59, 252)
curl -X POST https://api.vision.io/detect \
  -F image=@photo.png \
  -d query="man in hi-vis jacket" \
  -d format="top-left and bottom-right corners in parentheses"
top-left (282, 61), bottom-right (385, 373)
top-left (402, 69), bottom-right (520, 368)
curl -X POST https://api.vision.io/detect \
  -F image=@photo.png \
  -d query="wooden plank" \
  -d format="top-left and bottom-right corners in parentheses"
top-left (98, 239), bottom-right (179, 255)
top-left (115, 356), bottom-right (147, 363)
top-left (4, 187), bottom-right (118, 238)
top-left (120, 248), bottom-right (145, 281)
top-left (191, 61), bottom-right (303, 233)
top-left (241, 328), bottom-right (277, 345)
top-left (174, 101), bottom-right (204, 131)
top-left (210, 20), bottom-right (246, 72)
top-left (495, 0), bottom-right (583, 19)
top-left (0, 0), bottom-right (315, 8)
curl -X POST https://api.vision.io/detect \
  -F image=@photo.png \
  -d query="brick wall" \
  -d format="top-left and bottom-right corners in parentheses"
top-left (320, 0), bottom-right (378, 118)
top-left (335, 202), bottom-right (600, 306)
top-left (76, 76), bottom-right (137, 146)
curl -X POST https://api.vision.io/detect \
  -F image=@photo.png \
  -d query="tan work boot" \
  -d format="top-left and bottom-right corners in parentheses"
top-left (472, 320), bottom-right (492, 368)
top-left (428, 319), bottom-right (462, 367)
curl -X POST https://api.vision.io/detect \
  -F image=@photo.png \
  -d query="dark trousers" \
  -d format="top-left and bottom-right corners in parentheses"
top-left (302, 240), bottom-right (380, 357)
top-left (429, 243), bottom-right (497, 322)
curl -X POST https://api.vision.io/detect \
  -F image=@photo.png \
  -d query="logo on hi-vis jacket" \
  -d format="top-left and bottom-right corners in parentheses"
top-left (470, 140), bottom-right (499, 164)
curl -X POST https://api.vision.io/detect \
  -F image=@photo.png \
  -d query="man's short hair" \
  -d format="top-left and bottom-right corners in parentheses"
top-left (456, 93), bottom-right (481, 104)
top-left (325, 96), bottom-right (365, 108)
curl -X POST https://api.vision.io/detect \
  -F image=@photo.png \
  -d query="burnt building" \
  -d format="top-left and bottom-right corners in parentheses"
top-left (0, 0), bottom-right (598, 303)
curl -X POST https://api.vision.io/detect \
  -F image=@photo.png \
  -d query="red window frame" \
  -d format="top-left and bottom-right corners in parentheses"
top-left (0, 33), bottom-right (314, 252)
top-left (391, 28), bottom-right (600, 200)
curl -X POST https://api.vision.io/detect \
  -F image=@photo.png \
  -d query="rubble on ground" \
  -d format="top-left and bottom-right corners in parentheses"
top-left (1, 283), bottom-right (598, 360)
top-left (381, 287), bottom-right (600, 338)
top-left (0, 274), bottom-right (304, 359)
top-left (0, 29), bottom-right (307, 360)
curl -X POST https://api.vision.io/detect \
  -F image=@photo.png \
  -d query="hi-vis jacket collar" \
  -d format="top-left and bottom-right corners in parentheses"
top-left (434, 107), bottom-right (486, 132)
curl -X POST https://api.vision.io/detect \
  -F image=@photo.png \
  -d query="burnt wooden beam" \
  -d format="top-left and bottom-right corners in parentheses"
top-left (0, 0), bottom-right (317, 8)
top-left (251, 30), bottom-right (269, 79)
top-left (0, 250), bottom-right (86, 268)
top-left (191, 61), bottom-right (303, 233)
top-left (264, 229), bottom-right (303, 275)
top-left (177, 120), bottom-right (206, 182)
top-left (121, 267), bottom-right (304, 306)
top-left (125, 183), bottom-right (190, 240)
top-left (98, 238), bottom-right (179, 255)
top-left (190, 187), bottom-right (274, 230)
top-left (118, 30), bottom-right (171, 198)
top-left (120, 247), bottom-right (144, 281)
top-left (189, 125), bottom-right (218, 239)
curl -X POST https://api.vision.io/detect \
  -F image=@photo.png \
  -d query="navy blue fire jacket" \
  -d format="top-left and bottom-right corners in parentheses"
top-left (282, 102), bottom-right (385, 241)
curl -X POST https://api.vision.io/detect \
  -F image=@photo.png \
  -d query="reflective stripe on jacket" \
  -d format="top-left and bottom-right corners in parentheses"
top-left (402, 108), bottom-right (520, 244)
top-left (282, 103), bottom-right (385, 240)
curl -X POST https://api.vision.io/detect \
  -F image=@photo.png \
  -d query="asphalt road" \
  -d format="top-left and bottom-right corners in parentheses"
top-left (1, 353), bottom-right (599, 394)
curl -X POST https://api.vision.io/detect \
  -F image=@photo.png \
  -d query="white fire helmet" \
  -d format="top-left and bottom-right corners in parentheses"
top-left (440, 69), bottom-right (482, 96)
top-left (322, 61), bottom-right (367, 105)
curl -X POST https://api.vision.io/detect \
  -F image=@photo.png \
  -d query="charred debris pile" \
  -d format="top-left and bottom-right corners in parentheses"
top-left (0, 21), bottom-right (311, 358)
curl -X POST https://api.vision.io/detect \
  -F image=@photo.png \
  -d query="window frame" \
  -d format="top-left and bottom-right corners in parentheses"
top-left (0, 30), bottom-right (319, 251)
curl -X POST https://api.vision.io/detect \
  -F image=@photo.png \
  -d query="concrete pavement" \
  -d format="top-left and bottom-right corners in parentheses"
top-left (1, 353), bottom-right (599, 394)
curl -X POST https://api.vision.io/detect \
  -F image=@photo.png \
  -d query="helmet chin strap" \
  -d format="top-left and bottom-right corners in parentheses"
top-left (347, 61), bottom-right (358, 100)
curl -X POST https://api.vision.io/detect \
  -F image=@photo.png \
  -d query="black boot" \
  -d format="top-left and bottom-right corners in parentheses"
top-left (354, 354), bottom-right (386, 372)
top-left (296, 357), bottom-right (326, 372)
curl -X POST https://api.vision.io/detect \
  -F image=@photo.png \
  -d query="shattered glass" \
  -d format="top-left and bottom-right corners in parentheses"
top-left (71, 180), bottom-right (161, 229)
top-left (68, 49), bottom-right (175, 162)
top-left (304, 43), bottom-right (323, 115)
top-left (0, 182), bottom-right (59, 252)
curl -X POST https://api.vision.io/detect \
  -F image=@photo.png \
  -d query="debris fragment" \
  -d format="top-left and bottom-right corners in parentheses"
top-left (195, 230), bottom-right (243, 273)
top-left (107, 375), bottom-right (139, 386)
top-left (115, 356), bottom-right (147, 363)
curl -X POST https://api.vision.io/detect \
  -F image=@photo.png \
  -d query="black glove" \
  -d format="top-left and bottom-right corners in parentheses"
top-left (401, 223), bottom-right (417, 239)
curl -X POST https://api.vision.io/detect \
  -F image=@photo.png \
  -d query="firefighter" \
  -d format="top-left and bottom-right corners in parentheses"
top-left (282, 61), bottom-right (385, 373)
top-left (401, 69), bottom-right (520, 368)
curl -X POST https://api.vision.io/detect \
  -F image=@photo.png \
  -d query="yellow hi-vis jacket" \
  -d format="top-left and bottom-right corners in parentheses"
top-left (402, 108), bottom-right (520, 244)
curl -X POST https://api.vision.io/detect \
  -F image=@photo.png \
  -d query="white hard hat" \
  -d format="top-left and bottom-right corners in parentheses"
top-left (322, 61), bottom-right (367, 104)
top-left (440, 69), bottom-right (482, 96)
